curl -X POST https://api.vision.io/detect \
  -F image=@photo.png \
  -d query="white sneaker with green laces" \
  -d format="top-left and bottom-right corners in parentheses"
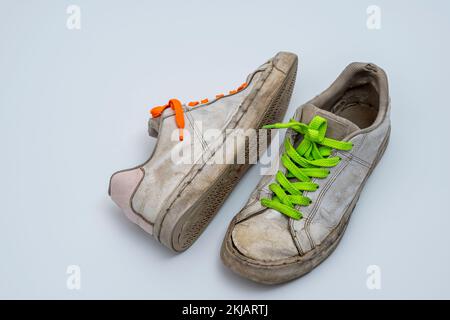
top-left (221, 62), bottom-right (390, 284)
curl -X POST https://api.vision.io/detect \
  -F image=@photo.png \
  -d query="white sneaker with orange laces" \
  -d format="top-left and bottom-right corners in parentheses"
top-left (109, 52), bottom-right (298, 252)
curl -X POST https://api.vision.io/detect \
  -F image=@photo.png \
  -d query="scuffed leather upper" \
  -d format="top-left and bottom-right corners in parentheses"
top-left (292, 106), bottom-right (390, 254)
top-left (232, 67), bottom-right (391, 262)
top-left (131, 61), bottom-right (272, 225)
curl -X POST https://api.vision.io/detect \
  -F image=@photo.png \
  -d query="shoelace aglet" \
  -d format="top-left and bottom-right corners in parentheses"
top-left (179, 128), bottom-right (184, 141)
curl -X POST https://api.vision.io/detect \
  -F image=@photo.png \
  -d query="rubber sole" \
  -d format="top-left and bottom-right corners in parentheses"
top-left (163, 54), bottom-right (298, 252)
top-left (221, 127), bottom-right (390, 284)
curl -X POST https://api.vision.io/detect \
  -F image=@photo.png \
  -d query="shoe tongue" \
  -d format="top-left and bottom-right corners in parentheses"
top-left (299, 104), bottom-right (360, 140)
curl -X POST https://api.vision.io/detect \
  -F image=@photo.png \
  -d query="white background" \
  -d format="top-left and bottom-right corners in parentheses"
top-left (1, 0), bottom-right (449, 299)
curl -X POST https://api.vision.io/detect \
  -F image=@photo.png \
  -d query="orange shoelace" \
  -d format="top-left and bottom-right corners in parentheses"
top-left (150, 82), bottom-right (247, 141)
top-left (150, 99), bottom-right (185, 140)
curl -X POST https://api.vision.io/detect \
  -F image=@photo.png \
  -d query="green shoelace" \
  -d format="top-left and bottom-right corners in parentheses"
top-left (261, 115), bottom-right (353, 220)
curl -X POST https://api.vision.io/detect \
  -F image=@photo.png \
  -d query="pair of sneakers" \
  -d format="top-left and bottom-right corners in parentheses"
top-left (109, 52), bottom-right (390, 284)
